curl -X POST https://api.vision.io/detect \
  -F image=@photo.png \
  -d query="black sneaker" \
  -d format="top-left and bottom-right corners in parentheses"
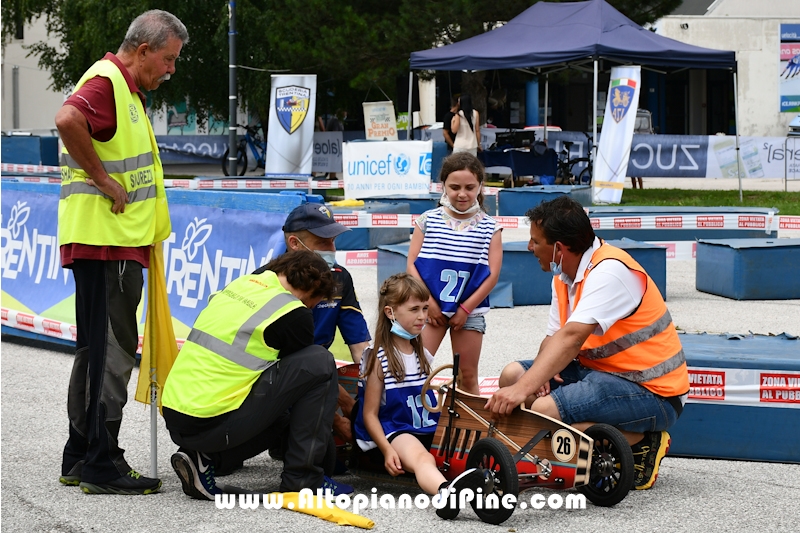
top-left (214, 459), bottom-right (244, 477)
top-left (632, 430), bottom-right (671, 490)
top-left (435, 468), bottom-right (487, 520)
top-left (79, 470), bottom-right (161, 495)
top-left (59, 460), bottom-right (84, 486)
top-left (171, 449), bottom-right (223, 500)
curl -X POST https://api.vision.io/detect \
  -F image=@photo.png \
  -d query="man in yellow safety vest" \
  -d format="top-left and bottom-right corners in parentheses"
top-left (55, 10), bottom-right (187, 495)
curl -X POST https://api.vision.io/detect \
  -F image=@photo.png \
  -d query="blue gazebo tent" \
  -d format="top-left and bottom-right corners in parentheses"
top-left (408, 0), bottom-right (743, 193)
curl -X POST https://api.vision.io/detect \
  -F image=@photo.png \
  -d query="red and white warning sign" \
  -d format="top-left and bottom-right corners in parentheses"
top-left (688, 369), bottom-right (725, 400)
top-left (760, 373), bottom-right (800, 404)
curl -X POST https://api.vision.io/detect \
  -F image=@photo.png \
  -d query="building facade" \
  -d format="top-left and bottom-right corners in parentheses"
top-left (657, 0), bottom-right (800, 136)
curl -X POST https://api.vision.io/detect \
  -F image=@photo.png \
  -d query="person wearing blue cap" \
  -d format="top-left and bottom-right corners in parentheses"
top-left (255, 203), bottom-right (371, 443)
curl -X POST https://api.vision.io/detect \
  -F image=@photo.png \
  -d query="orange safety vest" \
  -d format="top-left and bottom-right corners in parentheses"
top-left (555, 243), bottom-right (689, 398)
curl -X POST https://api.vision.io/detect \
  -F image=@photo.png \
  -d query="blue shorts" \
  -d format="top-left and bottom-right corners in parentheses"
top-left (516, 360), bottom-right (679, 433)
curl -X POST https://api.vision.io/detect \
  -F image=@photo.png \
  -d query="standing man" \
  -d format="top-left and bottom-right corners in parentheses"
top-left (268, 203), bottom-right (370, 441)
top-left (487, 196), bottom-right (689, 490)
top-left (55, 10), bottom-right (188, 495)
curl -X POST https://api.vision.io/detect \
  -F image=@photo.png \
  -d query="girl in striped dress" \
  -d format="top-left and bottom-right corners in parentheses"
top-left (353, 273), bottom-right (485, 519)
top-left (407, 152), bottom-right (503, 395)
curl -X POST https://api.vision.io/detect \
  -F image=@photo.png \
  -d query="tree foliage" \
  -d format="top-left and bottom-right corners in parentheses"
top-left (3, 0), bottom-right (681, 123)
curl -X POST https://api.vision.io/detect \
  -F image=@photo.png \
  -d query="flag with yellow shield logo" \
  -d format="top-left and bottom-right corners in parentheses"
top-left (593, 66), bottom-right (641, 204)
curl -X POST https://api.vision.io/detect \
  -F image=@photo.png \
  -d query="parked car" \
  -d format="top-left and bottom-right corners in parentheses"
top-left (788, 114), bottom-right (800, 137)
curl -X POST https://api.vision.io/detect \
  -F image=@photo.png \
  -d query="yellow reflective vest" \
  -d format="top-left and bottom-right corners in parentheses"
top-left (162, 270), bottom-right (305, 418)
top-left (58, 59), bottom-right (170, 247)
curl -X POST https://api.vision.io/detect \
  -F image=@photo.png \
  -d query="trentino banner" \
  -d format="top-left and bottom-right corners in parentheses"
top-left (1, 183), bottom-right (288, 343)
top-left (593, 66), bottom-right (642, 204)
top-left (266, 75), bottom-right (317, 176)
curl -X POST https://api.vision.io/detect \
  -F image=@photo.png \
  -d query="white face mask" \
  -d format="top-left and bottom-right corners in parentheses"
top-left (439, 193), bottom-right (480, 215)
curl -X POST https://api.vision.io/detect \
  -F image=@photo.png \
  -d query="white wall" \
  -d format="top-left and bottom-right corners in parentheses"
top-left (1, 17), bottom-right (65, 133)
top-left (659, 15), bottom-right (800, 136)
top-left (707, 0), bottom-right (800, 17)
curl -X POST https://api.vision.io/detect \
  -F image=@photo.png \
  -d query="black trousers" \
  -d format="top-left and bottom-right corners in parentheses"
top-left (63, 259), bottom-right (143, 483)
top-left (164, 344), bottom-right (339, 492)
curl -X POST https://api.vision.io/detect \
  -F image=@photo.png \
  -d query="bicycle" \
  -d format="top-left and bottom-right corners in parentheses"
top-left (222, 123), bottom-right (266, 176)
top-left (555, 132), bottom-right (593, 185)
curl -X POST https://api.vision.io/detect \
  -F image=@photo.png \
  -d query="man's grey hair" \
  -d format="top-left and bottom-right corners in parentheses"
top-left (120, 10), bottom-right (189, 53)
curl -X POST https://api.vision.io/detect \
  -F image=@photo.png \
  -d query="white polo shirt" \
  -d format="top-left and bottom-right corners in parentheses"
top-left (546, 238), bottom-right (646, 337)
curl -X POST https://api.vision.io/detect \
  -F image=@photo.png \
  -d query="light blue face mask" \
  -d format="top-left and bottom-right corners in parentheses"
top-left (550, 244), bottom-right (563, 277)
top-left (389, 308), bottom-right (422, 340)
top-left (315, 250), bottom-right (336, 269)
top-left (296, 238), bottom-right (336, 269)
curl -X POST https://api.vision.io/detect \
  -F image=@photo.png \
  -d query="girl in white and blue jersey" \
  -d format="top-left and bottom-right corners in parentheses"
top-left (408, 152), bottom-right (503, 395)
top-left (353, 273), bottom-right (485, 520)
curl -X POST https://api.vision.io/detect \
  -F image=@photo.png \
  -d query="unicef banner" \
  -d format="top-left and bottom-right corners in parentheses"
top-left (1, 183), bottom-right (291, 342)
top-left (266, 74), bottom-right (317, 176)
top-left (343, 140), bottom-right (432, 199)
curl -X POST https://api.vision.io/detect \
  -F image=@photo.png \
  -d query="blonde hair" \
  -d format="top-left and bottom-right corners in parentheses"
top-left (363, 273), bottom-right (431, 382)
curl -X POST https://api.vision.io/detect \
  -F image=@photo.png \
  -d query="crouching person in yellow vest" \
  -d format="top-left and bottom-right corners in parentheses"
top-left (487, 196), bottom-right (689, 491)
top-left (162, 250), bottom-right (349, 500)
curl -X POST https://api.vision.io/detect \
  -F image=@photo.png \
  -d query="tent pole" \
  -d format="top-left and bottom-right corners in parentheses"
top-left (592, 59), bottom-right (598, 166)
top-left (408, 72), bottom-right (413, 140)
top-left (733, 71), bottom-right (742, 202)
top-left (544, 74), bottom-right (549, 143)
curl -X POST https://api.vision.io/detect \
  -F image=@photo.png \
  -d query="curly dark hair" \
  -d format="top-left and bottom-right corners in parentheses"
top-left (263, 250), bottom-right (336, 301)
top-left (525, 196), bottom-right (594, 254)
top-left (438, 151), bottom-right (487, 211)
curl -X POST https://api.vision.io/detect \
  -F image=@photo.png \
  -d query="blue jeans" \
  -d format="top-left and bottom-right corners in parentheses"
top-left (517, 360), bottom-right (679, 433)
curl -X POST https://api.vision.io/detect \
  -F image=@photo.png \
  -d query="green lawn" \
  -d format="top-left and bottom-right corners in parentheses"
top-left (618, 189), bottom-right (800, 215)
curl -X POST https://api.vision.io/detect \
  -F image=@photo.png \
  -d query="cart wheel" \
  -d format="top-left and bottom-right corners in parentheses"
top-left (420, 364), bottom-right (453, 413)
top-left (577, 423), bottom-right (633, 507)
top-left (465, 438), bottom-right (519, 525)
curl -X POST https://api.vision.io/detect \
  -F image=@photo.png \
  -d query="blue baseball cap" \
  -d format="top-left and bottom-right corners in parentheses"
top-left (282, 203), bottom-right (350, 239)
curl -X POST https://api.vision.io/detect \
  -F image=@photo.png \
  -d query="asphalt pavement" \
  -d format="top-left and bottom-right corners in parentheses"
top-left (3, 166), bottom-right (800, 531)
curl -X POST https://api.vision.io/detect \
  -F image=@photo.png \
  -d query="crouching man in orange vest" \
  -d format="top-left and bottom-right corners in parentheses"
top-left (486, 196), bottom-right (689, 491)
